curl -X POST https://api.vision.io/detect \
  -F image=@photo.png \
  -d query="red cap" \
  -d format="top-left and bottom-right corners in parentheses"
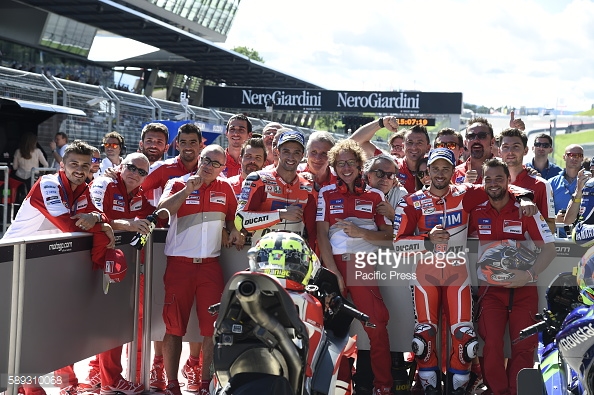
top-left (104, 248), bottom-right (127, 283)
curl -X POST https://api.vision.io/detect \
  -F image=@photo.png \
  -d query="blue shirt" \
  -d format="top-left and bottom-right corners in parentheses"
top-left (525, 159), bottom-right (562, 180)
top-left (549, 170), bottom-right (577, 237)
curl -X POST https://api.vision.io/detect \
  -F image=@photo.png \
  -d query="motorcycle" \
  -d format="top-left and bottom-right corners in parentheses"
top-left (517, 271), bottom-right (593, 394)
top-left (208, 266), bottom-right (373, 395)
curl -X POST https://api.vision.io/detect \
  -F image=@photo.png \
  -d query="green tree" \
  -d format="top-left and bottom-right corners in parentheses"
top-left (233, 46), bottom-right (264, 63)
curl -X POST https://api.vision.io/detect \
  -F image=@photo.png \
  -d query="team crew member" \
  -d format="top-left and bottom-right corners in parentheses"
top-left (156, 145), bottom-right (242, 395)
top-left (226, 137), bottom-right (267, 198)
top-left (499, 127), bottom-right (556, 232)
top-left (139, 122), bottom-right (204, 391)
top-left (525, 133), bottom-right (562, 180)
top-left (3, 140), bottom-right (115, 395)
top-left (85, 153), bottom-right (154, 395)
top-left (297, 131), bottom-right (337, 190)
top-left (434, 128), bottom-right (465, 165)
top-left (397, 125), bottom-right (432, 192)
top-left (348, 115), bottom-right (400, 159)
top-left (261, 122), bottom-right (283, 166)
top-left (470, 158), bottom-right (556, 395)
top-left (235, 130), bottom-right (317, 247)
top-left (49, 131), bottom-right (69, 169)
top-left (98, 131), bottom-right (125, 176)
top-left (393, 149), bottom-right (536, 395)
top-left (316, 139), bottom-right (393, 395)
top-left (222, 114), bottom-right (253, 178)
top-left (139, 122), bottom-right (170, 164)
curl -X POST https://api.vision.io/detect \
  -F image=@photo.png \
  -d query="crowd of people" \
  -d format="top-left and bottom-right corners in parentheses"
top-left (3, 112), bottom-right (593, 395)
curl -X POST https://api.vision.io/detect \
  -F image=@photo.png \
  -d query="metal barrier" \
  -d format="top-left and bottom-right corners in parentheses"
top-left (0, 166), bottom-right (9, 234)
top-left (4, 228), bottom-right (584, 395)
top-left (1, 231), bottom-right (139, 395)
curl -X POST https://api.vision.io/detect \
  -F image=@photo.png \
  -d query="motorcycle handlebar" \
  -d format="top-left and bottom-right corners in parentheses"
top-left (519, 320), bottom-right (547, 339)
top-left (333, 297), bottom-right (376, 328)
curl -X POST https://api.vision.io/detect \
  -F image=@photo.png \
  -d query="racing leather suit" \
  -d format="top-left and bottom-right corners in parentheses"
top-left (234, 170), bottom-right (317, 247)
top-left (394, 183), bottom-right (533, 391)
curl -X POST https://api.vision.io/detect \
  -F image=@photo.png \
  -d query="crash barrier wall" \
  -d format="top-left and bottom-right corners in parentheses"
top-left (0, 232), bottom-right (138, 395)
top-left (350, 239), bottom-right (588, 351)
top-left (1, 231), bottom-right (587, 393)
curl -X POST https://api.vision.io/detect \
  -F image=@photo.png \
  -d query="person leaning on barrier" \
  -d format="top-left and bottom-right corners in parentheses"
top-left (470, 158), bottom-right (556, 395)
top-left (156, 144), bottom-right (242, 395)
top-left (81, 153), bottom-right (154, 395)
top-left (315, 139), bottom-right (393, 395)
top-left (2, 139), bottom-right (115, 395)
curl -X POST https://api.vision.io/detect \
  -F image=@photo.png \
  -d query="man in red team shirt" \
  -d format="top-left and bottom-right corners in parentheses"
top-left (235, 130), bottom-right (317, 247)
top-left (140, 122), bottom-right (204, 391)
top-left (499, 127), bottom-right (556, 233)
top-left (222, 114), bottom-right (253, 178)
top-left (297, 130), bottom-right (337, 191)
top-left (226, 137), bottom-right (267, 198)
top-left (470, 158), bottom-right (556, 395)
top-left (86, 153), bottom-right (154, 395)
top-left (157, 144), bottom-right (242, 395)
top-left (3, 140), bottom-right (115, 395)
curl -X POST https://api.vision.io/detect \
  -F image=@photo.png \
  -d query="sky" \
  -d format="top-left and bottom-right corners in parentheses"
top-left (89, 0), bottom-right (594, 112)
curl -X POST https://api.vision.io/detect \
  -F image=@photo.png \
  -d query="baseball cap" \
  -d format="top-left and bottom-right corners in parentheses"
top-left (277, 130), bottom-right (305, 150)
top-left (103, 248), bottom-right (127, 294)
top-left (427, 148), bottom-right (456, 166)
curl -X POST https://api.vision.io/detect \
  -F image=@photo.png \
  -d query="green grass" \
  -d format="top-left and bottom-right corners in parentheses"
top-left (578, 108), bottom-right (594, 116)
top-left (553, 129), bottom-right (594, 163)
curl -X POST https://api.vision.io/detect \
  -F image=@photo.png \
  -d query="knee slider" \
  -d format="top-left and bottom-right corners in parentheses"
top-left (412, 323), bottom-right (436, 360)
top-left (452, 324), bottom-right (478, 363)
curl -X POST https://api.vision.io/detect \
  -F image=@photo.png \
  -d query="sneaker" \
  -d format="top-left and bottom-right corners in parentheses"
top-left (181, 360), bottom-right (202, 392)
top-left (150, 362), bottom-right (166, 391)
top-left (162, 383), bottom-right (182, 395)
top-left (100, 379), bottom-right (143, 395)
top-left (60, 385), bottom-right (81, 395)
top-left (373, 386), bottom-right (392, 395)
top-left (79, 368), bottom-right (101, 392)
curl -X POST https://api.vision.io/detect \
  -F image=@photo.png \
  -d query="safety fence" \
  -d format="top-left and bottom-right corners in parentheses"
top-left (0, 230), bottom-right (585, 394)
top-left (0, 66), bottom-right (323, 153)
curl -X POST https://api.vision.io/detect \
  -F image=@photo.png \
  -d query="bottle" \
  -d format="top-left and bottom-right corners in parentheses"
top-left (130, 213), bottom-right (158, 250)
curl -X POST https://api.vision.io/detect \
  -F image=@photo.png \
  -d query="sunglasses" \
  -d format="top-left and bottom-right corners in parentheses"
top-left (435, 142), bottom-right (458, 150)
top-left (565, 153), bottom-right (584, 159)
top-left (416, 170), bottom-right (429, 179)
top-left (371, 169), bottom-right (397, 180)
top-left (125, 163), bottom-right (148, 177)
top-left (103, 143), bottom-right (120, 149)
top-left (91, 157), bottom-right (101, 163)
top-left (465, 132), bottom-right (489, 141)
top-left (534, 142), bottom-right (552, 148)
top-left (200, 156), bottom-right (223, 168)
top-left (335, 159), bottom-right (358, 168)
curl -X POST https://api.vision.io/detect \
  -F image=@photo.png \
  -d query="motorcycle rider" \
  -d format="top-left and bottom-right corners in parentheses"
top-left (393, 148), bottom-right (537, 395)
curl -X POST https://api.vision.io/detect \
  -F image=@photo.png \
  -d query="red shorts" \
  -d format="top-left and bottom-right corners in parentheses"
top-left (162, 256), bottom-right (224, 337)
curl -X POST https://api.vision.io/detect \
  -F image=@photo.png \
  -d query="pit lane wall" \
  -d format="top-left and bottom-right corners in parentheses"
top-left (0, 232), bottom-right (586, 393)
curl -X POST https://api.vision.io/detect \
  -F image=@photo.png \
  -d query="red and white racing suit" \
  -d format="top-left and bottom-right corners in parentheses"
top-left (317, 183), bottom-right (393, 390)
top-left (89, 173), bottom-right (155, 388)
top-left (3, 170), bottom-right (109, 395)
top-left (234, 170), bottom-right (317, 247)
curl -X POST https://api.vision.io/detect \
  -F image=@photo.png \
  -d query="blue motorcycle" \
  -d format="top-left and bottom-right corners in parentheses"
top-left (517, 271), bottom-right (593, 394)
